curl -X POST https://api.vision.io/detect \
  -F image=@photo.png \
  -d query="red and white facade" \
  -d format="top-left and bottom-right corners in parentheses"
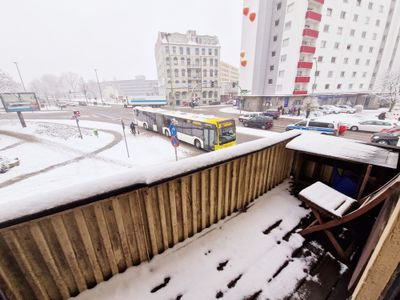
top-left (240, 0), bottom-right (400, 96)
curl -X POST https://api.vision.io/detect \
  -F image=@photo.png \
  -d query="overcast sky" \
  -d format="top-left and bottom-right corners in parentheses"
top-left (0, 0), bottom-right (242, 84)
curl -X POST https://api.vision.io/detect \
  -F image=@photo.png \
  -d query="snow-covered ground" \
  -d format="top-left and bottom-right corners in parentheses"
top-left (73, 181), bottom-right (317, 300)
top-left (0, 119), bottom-right (198, 210)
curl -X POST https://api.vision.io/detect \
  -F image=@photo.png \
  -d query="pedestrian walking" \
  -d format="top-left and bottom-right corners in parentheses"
top-left (130, 121), bottom-right (136, 136)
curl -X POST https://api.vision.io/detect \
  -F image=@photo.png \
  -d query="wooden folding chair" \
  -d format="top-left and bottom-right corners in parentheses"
top-left (298, 174), bottom-right (400, 262)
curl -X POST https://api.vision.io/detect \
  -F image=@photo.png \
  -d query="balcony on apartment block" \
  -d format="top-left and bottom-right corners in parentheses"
top-left (295, 76), bottom-right (311, 83)
top-left (303, 28), bottom-right (319, 38)
top-left (297, 61), bottom-right (313, 69)
top-left (293, 90), bottom-right (308, 95)
top-left (305, 10), bottom-right (322, 22)
top-left (300, 45), bottom-right (316, 54)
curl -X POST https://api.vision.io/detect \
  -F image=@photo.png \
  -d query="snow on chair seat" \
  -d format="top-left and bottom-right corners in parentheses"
top-left (299, 181), bottom-right (357, 218)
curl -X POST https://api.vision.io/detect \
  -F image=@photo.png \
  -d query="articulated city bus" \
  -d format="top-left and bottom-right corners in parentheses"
top-left (133, 107), bottom-right (236, 151)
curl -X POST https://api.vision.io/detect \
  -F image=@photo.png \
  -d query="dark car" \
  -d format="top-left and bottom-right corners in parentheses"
top-left (243, 115), bottom-right (273, 130)
top-left (262, 109), bottom-right (280, 119)
top-left (370, 132), bottom-right (400, 146)
top-left (78, 101), bottom-right (88, 106)
top-left (210, 101), bottom-right (221, 105)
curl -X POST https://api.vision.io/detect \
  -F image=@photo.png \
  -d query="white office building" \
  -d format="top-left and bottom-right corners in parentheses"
top-left (220, 61), bottom-right (239, 97)
top-left (240, 0), bottom-right (400, 101)
top-left (102, 76), bottom-right (159, 98)
top-left (155, 30), bottom-right (221, 106)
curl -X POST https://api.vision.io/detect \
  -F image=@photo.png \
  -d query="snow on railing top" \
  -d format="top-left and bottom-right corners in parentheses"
top-left (0, 130), bottom-right (300, 225)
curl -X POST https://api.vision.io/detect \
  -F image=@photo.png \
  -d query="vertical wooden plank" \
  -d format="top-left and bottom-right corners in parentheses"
top-left (156, 185), bottom-right (170, 250)
top-left (257, 149), bottom-right (267, 196)
top-left (51, 215), bottom-right (87, 293)
top-left (264, 148), bottom-right (272, 193)
top-left (143, 187), bottom-right (163, 256)
top-left (92, 203), bottom-right (119, 275)
top-left (201, 169), bottom-right (210, 228)
top-left (242, 155), bottom-right (252, 207)
top-left (191, 173), bottom-right (201, 234)
top-left (267, 147), bottom-right (276, 191)
top-left (209, 167), bottom-right (217, 225)
top-left (174, 178), bottom-right (184, 242)
top-left (217, 164), bottom-right (225, 221)
top-left (73, 209), bottom-right (104, 283)
top-left (112, 197), bottom-right (134, 268)
top-left (2, 231), bottom-right (49, 299)
top-left (30, 223), bottom-right (70, 299)
top-left (246, 153), bottom-right (256, 204)
top-left (253, 151), bottom-right (262, 199)
top-left (224, 161), bottom-right (232, 218)
top-left (237, 158), bottom-right (246, 209)
top-left (129, 192), bottom-right (150, 262)
top-left (181, 176), bottom-right (190, 239)
top-left (230, 159), bottom-right (239, 213)
top-left (168, 181), bottom-right (180, 244)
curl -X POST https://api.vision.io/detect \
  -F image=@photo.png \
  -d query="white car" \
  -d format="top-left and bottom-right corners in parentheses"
top-left (348, 120), bottom-right (397, 132)
top-left (238, 112), bottom-right (262, 122)
top-left (336, 105), bottom-right (356, 114)
top-left (322, 105), bottom-right (342, 114)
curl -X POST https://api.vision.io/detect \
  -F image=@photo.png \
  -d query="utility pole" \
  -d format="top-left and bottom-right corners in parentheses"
top-left (13, 61), bottom-right (26, 92)
top-left (165, 33), bottom-right (176, 110)
top-left (94, 68), bottom-right (105, 105)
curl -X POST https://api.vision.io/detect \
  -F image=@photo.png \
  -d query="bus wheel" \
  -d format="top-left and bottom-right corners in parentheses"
top-left (194, 139), bottom-right (201, 149)
top-left (164, 130), bottom-right (170, 137)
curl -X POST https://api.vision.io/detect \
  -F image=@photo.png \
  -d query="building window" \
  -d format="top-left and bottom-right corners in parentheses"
top-left (181, 57), bottom-right (185, 65)
top-left (215, 59), bottom-right (218, 66)
top-left (278, 70), bottom-right (285, 77)
top-left (208, 91), bottom-right (213, 98)
top-left (359, 83), bottom-right (364, 89)
top-left (365, 17), bottom-right (370, 24)
top-left (284, 21), bottom-right (292, 30)
top-left (331, 57), bottom-right (336, 63)
top-left (358, 45), bottom-right (363, 52)
top-left (334, 42), bottom-right (340, 49)
top-left (179, 47), bottom-right (183, 55)
top-left (208, 48), bottom-right (212, 55)
top-left (203, 58), bottom-right (207, 66)
top-left (366, 59), bottom-right (370, 66)
top-left (350, 29), bottom-right (355, 36)
top-left (187, 58), bottom-right (191, 66)
top-left (337, 84), bottom-right (342, 89)
top-left (327, 8), bottom-right (333, 16)
top-left (362, 72), bottom-right (367, 78)
top-left (270, 65), bottom-right (274, 71)
top-left (328, 71), bottom-right (333, 78)
top-left (344, 57), bottom-right (349, 64)
top-left (172, 46), bottom-right (176, 54)
top-left (277, 2), bottom-right (282, 10)
top-left (173, 57), bottom-right (178, 65)
top-left (214, 49), bottom-right (218, 56)
top-left (273, 35), bottom-right (278, 42)
top-left (167, 69), bottom-right (171, 78)
top-left (347, 44), bottom-right (352, 50)
top-left (353, 14), bottom-right (358, 22)
top-left (368, 2), bottom-right (373, 9)
top-left (356, 0), bottom-right (361, 7)
top-left (201, 48), bottom-right (205, 55)
top-left (340, 71), bottom-right (345, 77)
top-left (325, 84), bottom-right (330, 90)
top-left (323, 25), bottom-right (329, 32)
top-left (268, 79), bottom-right (273, 84)
top-left (321, 40), bottom-right (327, 48)
top-left (280, 54), bottom-right (287, 62)
top-left (349, 83), bottom-right (353, 89)
top-left (355, 58), bottom-right (360, 65)
top-left (186, 47), bottom-right (190, 55)
top-left (340, 11), bottom-right (346, 19)
top-left (372, 33), bottom-right (377, 40)
top-left (376, 20), bottom-right (380, 27)
top-left (210, 58), bottom-right (213, 66)
top-left (195, 48), bottom-right (199, 55)
top-left (287, 3), bottom-right (294, 13)
top-left (317, 56), bottom-right (323, 62)
top-left (337, 27), bottom-right (343, 35)
top-left (352, 71), bottom-right (357, 77)
top-left (272, 51), bottom-right (276, 57)
top-left (215, 70), bottom-right (218, 77)
top-left (181, 69), bottom-right (186, 77)
top-left (203, 69), bottom-right (207, 77)
top-left (210, 70), bottom-right (214, 77)
top-left (275, 19), bottom-right (280, 26)
top-left (379, 5), bottom-right (384, 13)
top-left (282, 38), bottom-right (289, 47)
top-left (315, 71), bottom-right (320, 77)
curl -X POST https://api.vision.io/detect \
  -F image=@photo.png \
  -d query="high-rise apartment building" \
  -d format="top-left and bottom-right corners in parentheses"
top-left (155, 30), bottom-right (221, 106)
top-left (240, 0), bottom-right (400, 97)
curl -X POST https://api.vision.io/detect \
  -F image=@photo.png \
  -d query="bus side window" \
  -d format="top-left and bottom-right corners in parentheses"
top-left (192, 123), bottom-right (203, 138)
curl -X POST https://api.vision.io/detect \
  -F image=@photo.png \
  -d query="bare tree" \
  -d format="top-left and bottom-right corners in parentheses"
top-left (381, 72), bottom-right (400, 112)
top-left (0, 69), bottom-right (20, 93)
top-left (60, 72), bottom-right (81, 94)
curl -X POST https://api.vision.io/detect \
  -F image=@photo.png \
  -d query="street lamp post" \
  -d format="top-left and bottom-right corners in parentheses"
top-left (94, 68), bottom-right (105, 105)
top-left (13, 61), bottom-right (26, 92)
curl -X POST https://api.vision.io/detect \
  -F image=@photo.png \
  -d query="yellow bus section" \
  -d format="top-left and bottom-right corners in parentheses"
top-left (208, 118), bottom-right (237, 150)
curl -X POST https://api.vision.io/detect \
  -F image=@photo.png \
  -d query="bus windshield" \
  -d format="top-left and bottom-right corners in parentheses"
top-left (219, 125), bottom-right (236, 145)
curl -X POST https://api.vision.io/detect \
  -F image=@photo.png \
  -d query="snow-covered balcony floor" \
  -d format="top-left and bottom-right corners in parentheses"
top-left (72, 181), bottom-right (347, 300)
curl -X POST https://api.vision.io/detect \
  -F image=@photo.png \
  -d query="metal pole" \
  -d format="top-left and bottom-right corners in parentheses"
top-left (75, 118), bottom-right (83, 139)
top-left (13, 62), bottom-right (26, 92)
top-left (121, 120), bottom-right (130, 158)
top-left (94, 68), bottom-right (105, 105)
top-left (17, 111), bottom-right (26, 128)
top-left (165, 33), bottom-right (175, 109)
top-left (174, 147), bottom-right (178, 161)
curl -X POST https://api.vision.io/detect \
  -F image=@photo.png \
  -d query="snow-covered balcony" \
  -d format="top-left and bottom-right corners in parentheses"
top-left (0, 132), bottom-right (399, 300)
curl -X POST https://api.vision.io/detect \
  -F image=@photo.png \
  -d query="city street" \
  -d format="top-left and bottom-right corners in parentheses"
top-left (1, 104), bottom-right (373, 144)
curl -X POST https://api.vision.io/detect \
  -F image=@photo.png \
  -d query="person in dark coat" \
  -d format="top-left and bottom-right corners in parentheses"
top-left (378, 112), bottom-right (386, 120)
top-left (130, 121), bottom-right (136, 135)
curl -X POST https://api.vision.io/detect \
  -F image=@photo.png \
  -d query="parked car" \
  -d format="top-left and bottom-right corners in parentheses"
top-left (243, 115), bottom-right (273, 130)
top-left (318, 106), bottom-right (334, 114)
top-left (381, 125), bottom-right (400, 134)
top-left (370, 132), bottom-right (400, 146)
top-left (286, 119), bottom-right (345, 135)
top-left (238, 112), bottom-right (261, 122)
top-left (262, 109), bottom-right (280, 119)
top-left (209, 101), bottom-right (221, 105)
top-left (78, 101), bottom-right (88, 106)
top-left (336, 105), bottom-right (356, 114)
top-left (321, 105), bottom-right (342, 114)
top-left (347, 120), bottom-right (397, 132)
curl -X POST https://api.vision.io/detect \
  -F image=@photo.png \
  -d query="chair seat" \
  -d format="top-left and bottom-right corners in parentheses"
top-left (299, 181), bottom-right (357, 218)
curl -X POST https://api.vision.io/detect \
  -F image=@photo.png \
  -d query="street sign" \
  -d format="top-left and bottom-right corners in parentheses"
top-left (169, 124), bottom-right (177, 137)
top-left (171, 136), bottom-right (179, 148)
